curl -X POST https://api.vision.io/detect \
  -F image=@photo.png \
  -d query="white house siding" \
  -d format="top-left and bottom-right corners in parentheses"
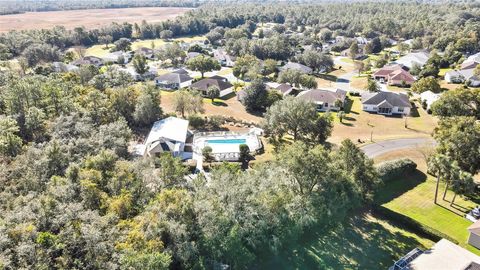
top-left (219, 87), bottom-right (234, 98)
top-left (362, 105), bottom-right (409, 115)
top-left (468, 233), bottom-right (480, 249)
top-left (179, 80), bottom-right (193, 88)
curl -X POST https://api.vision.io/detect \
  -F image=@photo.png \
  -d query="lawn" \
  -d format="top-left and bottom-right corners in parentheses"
top-left (85, 35), bottom-right (206, 57)
top-left (328, 97), bottom-right (437, 145)
top-left (160, 89), bottom-right (262, 124)
top-left (260, 212), bottom-right (434, 270)
top-left (373, 148), bottom-right (480, 255)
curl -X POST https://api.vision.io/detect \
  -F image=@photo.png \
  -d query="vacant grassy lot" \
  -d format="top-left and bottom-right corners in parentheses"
top-left (260, 212), bottom-right (434, 270)
top-left (86, 35), bottom-right (206, 57)
top-left (0, 7), bottom-right (192, 32)
top-left (328, 96), bottom-right (437, 145)
top-left (374, 149), bottom-right (480, 255)
top-left (160, 90), bottom-right (262, 123)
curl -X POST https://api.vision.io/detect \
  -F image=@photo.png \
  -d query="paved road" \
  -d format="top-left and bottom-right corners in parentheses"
top-left (360, 137), bottom-right (436, 158)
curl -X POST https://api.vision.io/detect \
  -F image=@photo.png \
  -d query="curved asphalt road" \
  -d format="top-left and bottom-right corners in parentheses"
top-left (360, 137), bottom-right (436, 158)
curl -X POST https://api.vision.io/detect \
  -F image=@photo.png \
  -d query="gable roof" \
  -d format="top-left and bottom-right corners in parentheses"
top-left (394, 51), bottom-right (429, 69)
top-left (281, 62), bottom-right (313, 74)
top-left (389, 68), bottom-right (416, 82)
top-left (71, 56), bottom-right (103, 66)
top-left (297, 89), bottom-right (347, 104)
top-left (407, 239), bottom-right (480, 270)
top-left (155, 72), bottom-right (193, 84)
top-left (461, 61), bottom-right (478, 70)
top-left (469, 219), bottom-right (480, 236)
top-left (466, 52), bottom-right (480, 63)
top-left (276, 83), bottom-right (294, 94)
top-left (172, 68), bottom-right (189, 75)
top-left (362, 91), bottom-right (411, 108)
top-left (190, 77), bottom-right (233, 91)
top-left (145, 117), bottom-right (189, 146)
top-left (373, 64), bottom-right (404, 77)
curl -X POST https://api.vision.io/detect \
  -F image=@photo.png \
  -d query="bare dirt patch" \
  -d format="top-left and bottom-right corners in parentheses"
top-left (0, 7), bottom-right (192, 32)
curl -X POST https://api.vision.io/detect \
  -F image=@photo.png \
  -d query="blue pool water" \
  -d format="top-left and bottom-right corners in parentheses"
top-left (206, 138), bottom-right (246, 144)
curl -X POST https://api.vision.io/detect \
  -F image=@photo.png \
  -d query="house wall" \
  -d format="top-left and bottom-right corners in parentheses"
top-left (219, 87), bottom-right (234, 98)
top-left (468, 233), bottom-right (480, 249)
top-left (180, 80), bottom-right (193, 88)
top-left (362, 104), bottom-right (410, 115)
top-left (389, 79), bottom-right (414, 86)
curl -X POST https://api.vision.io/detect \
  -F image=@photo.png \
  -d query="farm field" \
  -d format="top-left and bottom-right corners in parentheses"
top-left (0, 7), bottom-right (192, 32)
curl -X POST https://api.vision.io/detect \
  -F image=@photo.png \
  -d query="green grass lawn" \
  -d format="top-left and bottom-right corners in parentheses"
top-left (260, 213), bottom-right (434, 270)
top-left (377, 170), bottom-right (480, 255)
top-left (439, 68), bottom-right (453, 78)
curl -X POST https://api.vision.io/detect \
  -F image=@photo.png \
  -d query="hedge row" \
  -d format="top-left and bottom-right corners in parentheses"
top-left (376, 158), bottom-right (417, 183)
top-left (372, 205), bottom-right (459, 244)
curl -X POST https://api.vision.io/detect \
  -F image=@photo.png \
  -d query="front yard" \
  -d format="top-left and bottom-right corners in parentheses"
top-left (328, 96), bottom-right (437, 145)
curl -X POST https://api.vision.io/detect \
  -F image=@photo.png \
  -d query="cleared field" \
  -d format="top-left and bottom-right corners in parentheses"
top-left (86, 35), bottom-right (206, 57)
top-left (0, 7), bottom-right (192, 32)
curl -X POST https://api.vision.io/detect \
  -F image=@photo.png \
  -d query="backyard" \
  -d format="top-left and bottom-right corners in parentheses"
top-left (261, 212), bottom-right (434, 269)
top-left (374, 148), bottom-right (480, 255)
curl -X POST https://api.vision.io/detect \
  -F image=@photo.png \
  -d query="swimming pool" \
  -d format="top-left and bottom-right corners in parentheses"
top-left (206, 138), bottom-right (247, 144)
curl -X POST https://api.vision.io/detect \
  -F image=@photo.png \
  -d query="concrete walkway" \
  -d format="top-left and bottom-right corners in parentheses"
top-left (360, 137), bottom-right (436, 158)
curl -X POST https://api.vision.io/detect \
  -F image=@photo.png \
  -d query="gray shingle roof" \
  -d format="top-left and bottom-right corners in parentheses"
top-left (155, 72), bottom-right (192, 84)
top-left (362, 92), bottom-right (411, 108)
top-left (297, 89), bottom-right (347, 104)
top-left (281, 62), bottom-right (313, 74)
top-left (190, 77), bottom-right (233, 91)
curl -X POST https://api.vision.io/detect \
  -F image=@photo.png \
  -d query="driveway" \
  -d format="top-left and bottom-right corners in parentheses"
top-left (360, 137), bottom-right (436, 158)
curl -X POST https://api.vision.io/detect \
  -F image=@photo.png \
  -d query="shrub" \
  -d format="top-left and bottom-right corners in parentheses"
top-left (188, 115), bottom-right (206, 130)
top-left (372, 206), bottom-right (458, 244)
top-left (376, 158), bottom-right (417, 183)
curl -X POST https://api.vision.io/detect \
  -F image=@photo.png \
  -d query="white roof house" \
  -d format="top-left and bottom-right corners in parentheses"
top-left (395, 239), bottom-right (480, 270)
top-left (393, 51), bottom-right (429, 70)
top-left (144, 117), bottom-right (189, 157)
top-left (420, 90), bottom-right (442, 111)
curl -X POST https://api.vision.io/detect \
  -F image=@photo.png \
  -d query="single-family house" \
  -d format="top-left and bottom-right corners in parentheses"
top-left (393, 51), bottom-right (429, 70)
top-left (445, 68), bottom-right (480, 87)
top-left (445, 70), bottom-right (466, 83)
top-left (71, 56), bottom-right (103, 67)
top-left (190, 75), bottom-right (234, 98)
top-left (390, 239), bottom-right (480, 270)
top-left (119, 65), bottom-right (157, 81)
top-left (275, 83), bottom-right (294, 96)
top-left (459, 52), bottom-right (480, 70)
top-left (373, 64), bottom-right (415, 85)
top-left (52, 62), bottom-right (79, 73)
top-left (186, 52), bottom-right (201, 61)
top-left (297, 89), bottom-right (347, 111)
top-left (135, 47), bottom-right (155, 59)
top-left (362, 91), bottom-right (411, 115)
top-left (356, 37), bottom-right (369, 45)
top-left (143, 117), bottom-right (190, 158)
top-left (468, 219), bottom-right (480, 250)
top-left (102, 51), bottom-right (132, 64)
top-left (280, 62), bottom-right (313, 74)
top-left (155, 70), bottom-right (193, 90)
top-left (420, 90), bottom-right (441, 112)
top-left (213, 48), bottom-right (236, 67)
